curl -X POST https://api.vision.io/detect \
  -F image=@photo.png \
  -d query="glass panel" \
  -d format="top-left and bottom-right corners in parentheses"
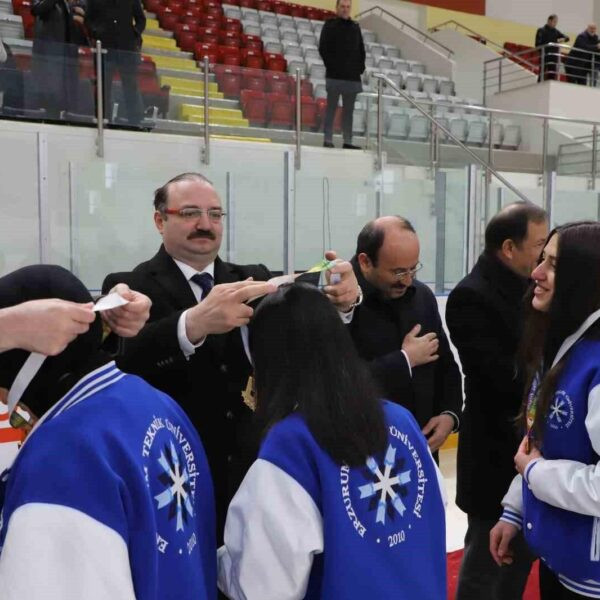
top-left (554, 176), bottom-right (600, 226)
top-left (294, 150), bottom-right (377, 271)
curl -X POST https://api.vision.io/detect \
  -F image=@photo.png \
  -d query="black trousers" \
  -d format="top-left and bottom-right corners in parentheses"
top-left (540, 561), bottom-right (590, 599)
top-left (455, 515), bottom-right (534, 600)
top-left (103, 49), bottom-right (143, 126)
top-left (323, 78), bottom-right (361, 144)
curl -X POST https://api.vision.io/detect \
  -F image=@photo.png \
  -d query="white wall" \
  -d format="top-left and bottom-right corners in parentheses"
top-left (486, 0), bottom-right (593, 34)
top-left (356, 0), bottom-right (427, 30)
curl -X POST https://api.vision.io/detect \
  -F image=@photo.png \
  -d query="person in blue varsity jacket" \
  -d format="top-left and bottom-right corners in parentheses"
top-left (218, 283), bottom-right (447, 600)
top-left (0, 265), bottom-right (217, 600)
top-left (490, 222), bottom-right (600, 599)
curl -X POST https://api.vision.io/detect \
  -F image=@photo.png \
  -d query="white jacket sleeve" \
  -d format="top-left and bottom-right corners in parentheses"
top-left (499, 474), bottom-right (524, 529)
top-left (0, 503), bottom-right (136, 600)
top-left (525, 384), bottom-right (600, 517)
top-left (218, 458), bottom-right (324, 600)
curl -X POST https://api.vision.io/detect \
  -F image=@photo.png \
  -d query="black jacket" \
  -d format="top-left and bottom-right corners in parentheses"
top-left (319, 17), bottom-right (365, 82)
top-left (85, 0), bottom-right (145, 51)
top-left (535, 24), bottom-right (569, 48)
top-left (446, 253), bottom-right (528, 519)
top-left (31, 0), bottom-right (87, 50)
top-left (348, 259), bottom-right (462, 429)
top-left (567, 31), bottom-right (599, 69)
top-left (102, 246), bottom-right (270, 534)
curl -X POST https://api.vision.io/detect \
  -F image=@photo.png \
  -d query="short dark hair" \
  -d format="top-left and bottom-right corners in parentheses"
top-left (153, 172), bottom-right (213, 213)
top-left (355, 216), bottom-right (415, 266)
top-left (484, 202), bottom-right (547, 254)
top-left (250, 283), bottom-right (387, 466)
top-left (548, 14), bottom-right (557, 22)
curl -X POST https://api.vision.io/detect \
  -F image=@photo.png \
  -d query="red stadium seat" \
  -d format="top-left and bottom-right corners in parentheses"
top-left (220, 30), bottom-right (241, 45)
top-left (256, 0), bottom-right (272, 10)
top-left (241, 90), bottom-right (268, 126)
top-left (223, 18), bottom-right (242, 32)
top-left (175, 22), bottom-right (199, 36)
top-left (265, 72), bottom-right (291, 94)
top-left (300, 79), bottom-right (313, 96)
top-left (268, 93), bottom-right (294, 128)
top-left (194, 41), bottom-right (219, 63)
top-left (264, 52), bottom-right (286, 72)
top-left (218, 70), bottom-right (243, 98)
top-left (144, 0), bottom-right (163, 11)
top-left (291, 94), bottom-right (318, 130)
top-left (181, 6), bottom-right (202, 18)
top-left (242, 48), bottom-right (264, 69)
top-left (177, 31), bottom-right (198, 52)
top-left (242, 71), bottom-right (266, 92)
top-left (239, 0), bottom-right (256, 7)
top-left (158, 11), bottom-right (180, 30)
top-left (272, 1), bottom-right (290, 15)
top-left (289, 4), bottom-right (306, 17)
top-left (241, 34), bottom-right (262, 49)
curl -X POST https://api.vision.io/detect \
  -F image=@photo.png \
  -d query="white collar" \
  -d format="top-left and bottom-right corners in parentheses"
top-left (552, 308), bottom-right (600, 368)
top-left (172, 258), bottom-right (215, 281)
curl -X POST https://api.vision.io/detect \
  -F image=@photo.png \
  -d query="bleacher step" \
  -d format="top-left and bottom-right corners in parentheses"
top-left (143, 47), bottom-right (194, 60)
top-left (160, 76), bottom-right (220, 96)
top-left (145, 27), bottom-right (174, 39)
top-left (157, 68), bottom-right (215, 82)
top-left (0, 0), bottom-right (13, 14)
top-left (168, 94), bottom-right (238, 119)
top-left (151, 54), bottom-right (199, 72)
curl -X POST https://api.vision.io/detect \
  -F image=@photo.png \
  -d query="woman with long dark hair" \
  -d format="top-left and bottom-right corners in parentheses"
top-left (217, 283), bottom-right (447, 599)
top-left (490, 222), bottom-right (600, 598)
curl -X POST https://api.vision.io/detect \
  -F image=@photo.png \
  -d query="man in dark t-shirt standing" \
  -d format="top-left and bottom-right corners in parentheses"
top-left (318, 0), bottom-right (365, 149)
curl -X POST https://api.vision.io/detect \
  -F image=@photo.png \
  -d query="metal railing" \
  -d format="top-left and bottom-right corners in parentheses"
top-left (428, 19), bottom-right (507, 55)
top-left (484, 42), bottom-right (600, 101)
top-left (557, 129), bottom-right (600, 181)
top-left (373, 72), bottom-right (531, 202)
top-left (354, 6), bottom-right (454, 59)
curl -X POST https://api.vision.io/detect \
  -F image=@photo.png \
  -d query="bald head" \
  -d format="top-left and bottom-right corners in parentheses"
top-left (356, 216), bottom-right (420, 299)
top-left (588, 23), bottom-right (597, 35)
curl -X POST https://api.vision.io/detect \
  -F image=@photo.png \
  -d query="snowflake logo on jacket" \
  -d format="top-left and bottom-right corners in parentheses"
top-left (154, 440), bottom-right (194, 531)
top-left (358, 444), bottom-right (411, 525)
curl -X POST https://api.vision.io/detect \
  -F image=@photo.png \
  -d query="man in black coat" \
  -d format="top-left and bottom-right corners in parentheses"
top-left (349, 216), bottom-right (462, 453)
top-left (30, 0), bottom-right (87, 118)
top-left (535, 14), bottom-right (569, 81)
top-left (446, 202), bottom-right (548, 600)
top-left (318, 0), bottom-right (365, 149)
top-left (102, 172), bottom-right (361, 535)
top-left (566, 24), bottom-right (600, 84)
top-left (85, 0), bottom-right (145, 125)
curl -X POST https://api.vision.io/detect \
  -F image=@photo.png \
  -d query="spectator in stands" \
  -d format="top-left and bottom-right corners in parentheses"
top-left (30, 0), bottom-right (87, 119)
top-left (218, 283), bottom-right (447, 600)
top-left (318, 0), bottom-right (365, 149)
top-left (0, 265), bottom-right (217, 600)
top-left (101, 172), bottom-right (361, 539)
top-left (348, 216), bottom-right (462, 457)
top-left (0, 35), bottom-right (24, 112)
top-left (565, 24), bottom-right (600, 85)
top-left (447, 202), bottom-right (548, 600)
top-left (85, 0), bottom-right (146, 126)
top-left (535, 14), bottom-right (569, 81)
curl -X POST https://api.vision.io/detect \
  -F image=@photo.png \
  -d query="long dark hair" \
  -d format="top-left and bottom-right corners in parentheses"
top-left (520, 222), bottom-right (600, 439)
top-left (249, 283), bottom-right (388, 466)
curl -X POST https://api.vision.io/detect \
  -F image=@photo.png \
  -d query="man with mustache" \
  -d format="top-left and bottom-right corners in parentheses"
top-left (102, 172), bottom-right (360, 537)
top-left (348, 216), bottom-right (462, 456)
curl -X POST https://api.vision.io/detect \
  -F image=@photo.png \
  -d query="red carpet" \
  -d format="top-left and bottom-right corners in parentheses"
top-left (447, 550), bottom-right (540, 599)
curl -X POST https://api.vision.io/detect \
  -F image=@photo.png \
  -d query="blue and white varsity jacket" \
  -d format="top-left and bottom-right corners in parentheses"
top-left (218, 400), bottom-right (447, 600)
top-left (0, 362), bottom-right (217, 600)
top-left (501, 309), bottom-right (600, 598)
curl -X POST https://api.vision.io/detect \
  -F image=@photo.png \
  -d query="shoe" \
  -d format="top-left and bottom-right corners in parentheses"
top-left (343, 143), bottom-right (361, 150)
top-left (323, 141), bottom-right (334, 148)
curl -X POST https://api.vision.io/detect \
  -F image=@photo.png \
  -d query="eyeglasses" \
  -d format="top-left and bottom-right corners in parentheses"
top-left (163, 207), bottom-right (226, 222)
top-left (392, 262), bottom-right (423, 279)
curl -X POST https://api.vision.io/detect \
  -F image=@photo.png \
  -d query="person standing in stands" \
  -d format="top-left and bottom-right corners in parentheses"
top-left (565, 24), bottom-right (600, 85)
top-left (318, 0), bottom-right (365, 150)
top-left (30, 0), bottom-right (87, 118)
top-left (535, 14), bottom-right (569, 81)
top-left (85, 0), bottom-right (145, 126)
top-left (447, 202), bottom-right (548, 600)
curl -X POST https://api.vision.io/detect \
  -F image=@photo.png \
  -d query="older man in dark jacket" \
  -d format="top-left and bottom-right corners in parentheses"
top-left (318, 0), bottom-right (365, 149)
top-left (535, 14), bottom-right (569, 81)
top-left (566, 24), bottom-right (600, 84)
top-left (446, 202), bottom-right (548, 600)
top-left (85, 0), bottom-right (145, 125)
top-left (349, 216), bottom-right (462, 454)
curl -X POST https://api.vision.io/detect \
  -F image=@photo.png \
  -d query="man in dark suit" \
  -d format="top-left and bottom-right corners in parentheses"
top-left (85, 0), bottom-right (146, 125)
top-left (566, 24), bottom-right (600, 84)
top-left (348, 216), bottom-right (462, 453)
top-left (103, 172), bottom-right (360, 534)
top-left (535, 14), bottom-right (569, 81)
top-left (446, 202), bottom-right (548, 600)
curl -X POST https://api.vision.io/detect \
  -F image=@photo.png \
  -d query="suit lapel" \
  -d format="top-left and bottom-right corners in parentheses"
top-left (148, 245), bottom-right (198, 310)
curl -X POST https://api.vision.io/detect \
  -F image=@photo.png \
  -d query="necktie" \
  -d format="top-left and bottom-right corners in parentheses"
top-left (190, 272), bottom-right (214, 300)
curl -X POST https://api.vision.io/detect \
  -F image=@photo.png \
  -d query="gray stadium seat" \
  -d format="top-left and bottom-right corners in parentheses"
top-left (353, 109), bottom-right (367, 134)
top-left (383, 73), bottom-right (402, 89)
top-left (300, 34), bottom-right (317, 46)
top-left (387, 112), bottom-right (409, 139)
top-left (466, 121), bottom-right (487, 146)
top-left (309, 63), bottom-right (326, 79)
top-left (296, 20), bottom-right (313, 33)
top-left (408, 115), bottom-right (431, 141)
top-left (439, 80), bottom-right (455, 96)
top-left (287, 59), bottom-right (307, 76)
top-left (449, 118), bottom-right (468, 143)
top-left (283, 43), bottom-right (303, 57)
top-left (385, 46), bottom-right (401, 59)
top-left (244, 24), bottom-right (261, 36)
top-left (367, 109), bottom-right (390, 136)
top-left (261, 26), bottom-right (280, 39)
top-left (409, 62), bottom-right (426, 75)
top-left (362, 30), bottom-right (376, 44)
top-left (264, 41), bottom-right (283, 54)
top-left (281, 30), bottom-right (299, 44)
top-left (314, 82), bottom-right (327, 99)
top-left (367, 43), bottom-right (384, 58)
top-left (241, 7), bottom-right (259, 20)
top-left (421, 77), bottom-right (438, 94)
top-left (394, 59), bottom-right (410, 73)
top-left (223, 6), bottom-right (241, 19)
top-left (377, 57), bottom-right (394, 71)
top-left (501, 125), bottom-right (521, 150)
top-left (404, 75), bottom-right (421, 92)
top-left (278, 14), bottom-right (294, 26)
top-left (260, 12), bottom-right (278, 26)
top-left (436, 117), bottom-right (450, 141)
top-left (304, 48), bottom-right (320, 61)
top-left (364, 56), bottom-right (375, 68)
top-left (491, 122), bottom-right (504, 148)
